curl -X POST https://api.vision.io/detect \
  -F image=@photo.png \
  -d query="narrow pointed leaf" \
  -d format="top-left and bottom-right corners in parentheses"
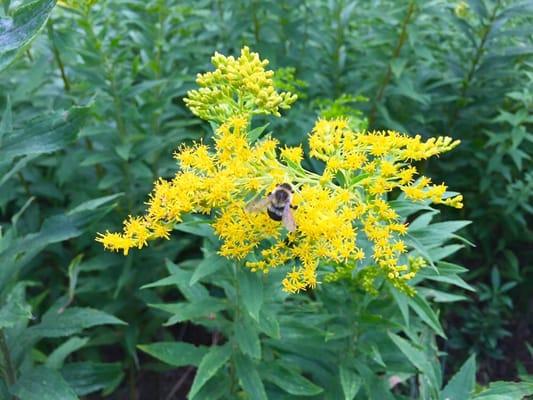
top-left (339, 366), bottom-right (361, 400)
top-left (189, 344), bottom-right (231, 399)
top-left (1, 104), bottom-right (91, 161)
top-left (440, 354), bottom-right (476, 400)
top-left (0, 0), bottom-right (56, 70)
top-left (238, 267), bottom-right (263, 321)
top-left (234, 353), bottom-right (267, 400)
top-left (138, 342), bottom-right (208, 367)
top-left (11, 366), bottom-right (78, 400)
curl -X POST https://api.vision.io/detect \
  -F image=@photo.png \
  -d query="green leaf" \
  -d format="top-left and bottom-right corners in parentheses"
top-left (339, 366), bottom-right (362, 400)
top-left (387, 332), bottom-right (440, 395)
top-left (390, 200), bottom-right (433, 218)
top-left (58, 254), bottom-right (84, 313)
top-left (0, 0), bottom-right (56, 71)
top-left (408, 211), bottom-right (437, 231)
top-left (149, 260), bottom-right (211, 302)
top-left (388, 332), bottom-right (430, 376)
top-left (0, 213), bottom-right (84, 290)
top-left (28, 307), bottom-right (126, 339)
top-left (247, 123), bottom-right (269, 142)
top-left (0, 104), bottom-right (91, 162)
top-left (435, 261), bottom-right (469, 275)
top-left (407, 292), bottom-right (445, 338)
top-left (138, 342), bottom-right (208, 367)
top-left (0, 154), bottom-right (39, 188)
top-left (61, 362), bottom-right (124, 396)
top-left (0, 282), bottom-right (32, 328)
top-left (422, 288), bottom-right (468, 303)
top-left (421, 221), bottom-right (471, 236)
top-left (142, 265), bottom-right (191, 289)
top-left (0, 94), bottom-right (12, 143)
top-left (428, 244), bottom-right (464, 261)
top-left (11, 366), bottom-right (78, 400)
top-left (238, 267), bottom-right (263, 321)
top-left (149, 299), bottom-right (226, 326)
top-left (349, 172), bottom-right (371, 186)
top-left (389, 286), bottom-right (409, 328)
top-left (418, 265), bottom-right (475, 292)
top-left (370, 345), bottom-right (386, 368)
top-left (234, 353), bottom-right (267, 400)
top-left (234, 315), bottom-right (261, 359)
top-left (67, 194), bottom-right (123, 214)
top-left (174, 218), bottom-right (215, 239)
top-left (11, 196), bottom-right (34, 228)
top-left (46, 337), bottom-right (89, 369)
top-left (189, 344), bottom-right (231, 399)
top-left (115, 143), bottom-right (132, 160)
top-left (440, 354), bottom-right (476, 400)
top-left (355, 361), bottom-right (395, 400)
top-left (262, 363), bottom-right (323, 396)
top-left (472, 381), bottom-right (533, 400)
top-left (193, 375), bottom-right (230, 400)
top-left (258, 308), bottom-right (280, 339)
top-left (189, 253), bottom-right (226, 285)
top-left (405, 233), bottom-right (435, 268)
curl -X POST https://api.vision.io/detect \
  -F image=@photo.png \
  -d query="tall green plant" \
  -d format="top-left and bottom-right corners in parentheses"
top-left (97, 47), bottom-right (533, 399)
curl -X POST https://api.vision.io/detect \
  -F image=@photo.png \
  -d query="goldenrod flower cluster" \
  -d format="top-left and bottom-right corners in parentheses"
top-left (97, 48), bottom-right (462, 294)
top-left (184, 47), bottom-right (297, 123)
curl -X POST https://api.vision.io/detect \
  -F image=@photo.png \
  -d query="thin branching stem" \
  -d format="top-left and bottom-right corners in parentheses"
top-left (252, 0), bottom-right (261, 43)
top-left (47, 20), bottom-right (70, 92)
top-left (16, 172), bottom-right (31, 196)
top-left (164, 367), bottom-right (193, 400)
top-left (369, 1), bottom-right (416, 128)
top-left (0, 330), bottom-right (16, 400)
top-left (448, 0), bottom-right (502, 129)
top-left (228, 262), bottom-right (241, 396)
top-left (81, 10), bottom-right (134, 209)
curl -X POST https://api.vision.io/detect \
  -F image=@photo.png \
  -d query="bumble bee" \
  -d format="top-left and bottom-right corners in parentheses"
top-left (246, 183), bottom-right (297, 232)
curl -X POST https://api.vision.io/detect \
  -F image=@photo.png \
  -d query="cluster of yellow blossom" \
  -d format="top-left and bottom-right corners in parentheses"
top-left (96, 47), bottom-right (463, 294)
top-left (97, 118), bottom-right (462, 294)
top-left (184, 47), bottom-right (297, 123)
top-left (308, 119), bottom-right (463, 208)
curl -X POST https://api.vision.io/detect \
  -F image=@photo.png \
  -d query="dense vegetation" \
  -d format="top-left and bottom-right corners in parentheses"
top-left (0, 0), bottom-right (531, 399)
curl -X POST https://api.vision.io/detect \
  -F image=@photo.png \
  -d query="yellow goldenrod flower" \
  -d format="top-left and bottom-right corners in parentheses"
top-left (97, 48), bottom-right (463, 295)
top-left (281, 146), bottom-right (304, 165)
top-left (184, 47), bottom-right (297, 123)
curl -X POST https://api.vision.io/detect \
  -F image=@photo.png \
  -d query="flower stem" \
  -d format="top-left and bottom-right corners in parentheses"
top-left (448, 0), bottom-right (501, 130)
top-left (229, 262), bottom-right (240, 396)
top-left (0, 329), bottom-right (16, 399)
top-left (47, 20), bottom-right (70, 92)
top-left (368, 1), bottom-right (416, 128)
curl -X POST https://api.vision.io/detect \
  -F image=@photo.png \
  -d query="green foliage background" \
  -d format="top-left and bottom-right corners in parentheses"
top-left (0, 0), bottom-right (531, 399)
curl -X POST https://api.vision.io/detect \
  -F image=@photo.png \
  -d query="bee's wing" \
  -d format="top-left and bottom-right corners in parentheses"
top-left (246, 197), bottom-right (270, 213)
top-left (282, 204), bottom-right (297, 232)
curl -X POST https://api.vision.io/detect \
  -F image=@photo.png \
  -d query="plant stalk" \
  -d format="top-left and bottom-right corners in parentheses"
top-left (47, 20), bottom-right (71, 92)
top-left (0, 330), bottom-right (16, 399)
top-left (448, 0), bottom-right (501, 129)
top-left (368, 1), bottom-right (416, 128)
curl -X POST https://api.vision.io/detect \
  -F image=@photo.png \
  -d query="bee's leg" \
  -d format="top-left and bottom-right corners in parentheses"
top-left (290, 205), bottom-right (298, 210)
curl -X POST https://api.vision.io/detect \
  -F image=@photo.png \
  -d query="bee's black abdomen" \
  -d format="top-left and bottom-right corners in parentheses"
top-left (267, 208), bottom-right (283, 221)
